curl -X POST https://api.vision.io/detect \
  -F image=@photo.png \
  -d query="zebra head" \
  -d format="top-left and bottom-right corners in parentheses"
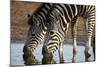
top-left (23, 3), bottom-right (54, 55)
top-left (23, 14), bottom-right (47, 54)
top-left (42, 10), bottom-right (65, 58)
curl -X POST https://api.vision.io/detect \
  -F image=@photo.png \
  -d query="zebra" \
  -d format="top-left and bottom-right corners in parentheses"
top-left (22, 3), bottom-right (73, 64)
top-left (42, 3), bottom-right (95, 63)
top-left (23, 3), bottom-right (53, 57)
top-left (22, 3), bottom-right (75, 63)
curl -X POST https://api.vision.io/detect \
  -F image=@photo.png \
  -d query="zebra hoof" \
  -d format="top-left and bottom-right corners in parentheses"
top-left (72, 59), bottom-right (76, 63)
top-left (85, 52), bottom-right (91, 59)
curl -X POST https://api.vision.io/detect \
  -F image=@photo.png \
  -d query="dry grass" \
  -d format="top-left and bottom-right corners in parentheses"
top-left (11, 1), bottom-right (95, 42)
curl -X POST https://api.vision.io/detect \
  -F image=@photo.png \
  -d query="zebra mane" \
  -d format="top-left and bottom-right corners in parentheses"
top-left (27, 3), bottom-right (48, 26)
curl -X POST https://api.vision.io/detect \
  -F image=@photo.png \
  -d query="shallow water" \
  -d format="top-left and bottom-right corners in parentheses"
top-left (10, 43), bottom-right (94, 66)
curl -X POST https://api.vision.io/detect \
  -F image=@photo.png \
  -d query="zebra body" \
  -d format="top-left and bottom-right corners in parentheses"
top-left (42, 4), bottom-right (95, 62)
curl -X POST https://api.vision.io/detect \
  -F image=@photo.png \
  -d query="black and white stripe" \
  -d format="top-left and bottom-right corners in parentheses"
top-left (23, 3), bottom-right (53, 54)
top-left (42, 4), bottom-right (95, 62)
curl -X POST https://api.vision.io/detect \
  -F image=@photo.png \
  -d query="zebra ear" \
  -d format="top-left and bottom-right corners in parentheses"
top-left (27, 14), bottom-right (31, 18)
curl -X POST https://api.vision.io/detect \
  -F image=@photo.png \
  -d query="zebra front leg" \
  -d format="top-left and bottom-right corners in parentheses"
top-left (71, 17), bottom-right (77, 63)
top-left (58, 42), bottom-right (64, 63)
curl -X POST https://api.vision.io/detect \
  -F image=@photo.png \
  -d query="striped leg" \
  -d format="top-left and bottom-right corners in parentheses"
top-left (91, 35), bottom-right (95, 61)
top-left (93, 36), bottom-right (95, 61)
top-left (58, 42), bottom-right (64, 63)
top-left (71, 16), bottom-right (78, 62)
top-left (58, 16), bottom-right (69, 63)
top-left (84, 19), bottom-right (95, 61)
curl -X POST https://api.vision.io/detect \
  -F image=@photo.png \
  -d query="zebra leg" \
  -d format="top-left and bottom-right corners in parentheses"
top-left (93, 47), bottom-right (95, 61)
top-left (93, 45), bottom-right (95, 61)
top-left (93, 36), bottom-right (95, 61)
top-left (58, 42), bottom-right (64, 63)
top-left (84, 19), bottom-right (95, 61)
top-left (91, 36), bottom-right (95, 61)
top-left (71, 17), bottom-right (77, 63)
top-left (85, 35), bottom-right (92, 61)
top-left (85, 35), bottom-right (95, 61)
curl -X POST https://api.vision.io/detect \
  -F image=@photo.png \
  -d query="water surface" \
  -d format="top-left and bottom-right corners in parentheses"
top-left (11, 43), bottom-right (94, 66)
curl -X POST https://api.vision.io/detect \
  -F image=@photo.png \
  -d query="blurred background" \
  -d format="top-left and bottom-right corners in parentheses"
top-left (11, 1), bottom-right (41, 42)
top-left (11, 1), bottom-right (95, 43)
